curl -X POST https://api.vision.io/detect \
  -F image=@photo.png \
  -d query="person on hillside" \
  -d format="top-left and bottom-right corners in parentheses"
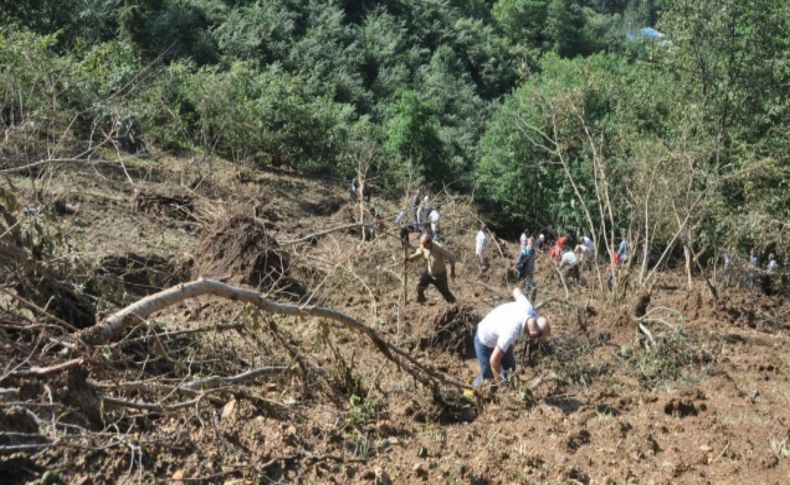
top-left (395, 210), bottom-right (410, 248)
top-left (371, 212), bottom-right (383, 239)
top-left (606, 245), bottom-right (622, 290)
top-left (362, 182), bottom-right (372, 202)
top-left (575, 235), bottom-right (595, 265)
top-left (520, 229), bottom-right (529, 251)
top-left (516, 238), bottom-right (537, 299)
top-left (767, 253), bottom-right (779, 274)
top-left (765, 253), bottom-right (779, 295)
top-left (549, 235), bottom-right (568, 262)
top-left (535, 234), bottom-right (545, 254)
top-left (417, 195), bottom-right (432, 234)
top-left (721, 252), bottom-right (733, 287)
top-left (405, 234), bottom-right (457, 304)
top-left (472, 287), bottom-right (550, 387)
top-left (475, 224), bottom-right (491, 273)
top-left (747, 249), bottom-right (759, 290)
top-left (558, 249), bottom-right (580, 282)
top-left (362, 210), bottom-right (383, 241)
top-left (429, 207), bottom-right (441, 241)
top-left (516, 237), bottom-right (535, 281)
top-left (349, 179), bottom-right (359, 202)
top-left (411, 190), bottom-right (421, 231)
top-left (618, 238), bottom-right (628, 262)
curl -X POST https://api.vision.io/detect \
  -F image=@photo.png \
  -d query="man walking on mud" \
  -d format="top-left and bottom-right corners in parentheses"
top-left (405, 234), bottom-right (457, 304)
top-left (473, 287), bottom-right (550, 387)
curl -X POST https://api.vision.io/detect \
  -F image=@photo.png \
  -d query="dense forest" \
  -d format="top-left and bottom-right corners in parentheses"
top-left (1, 0), bottom-right (787, 254)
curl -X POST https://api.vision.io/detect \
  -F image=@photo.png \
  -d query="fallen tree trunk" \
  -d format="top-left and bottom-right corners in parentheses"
top-left (77, 278), bottom-right (466, 393)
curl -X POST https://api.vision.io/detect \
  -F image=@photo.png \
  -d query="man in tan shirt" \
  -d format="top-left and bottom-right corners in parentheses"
top-left (405, 234), bottom-right (457, 304)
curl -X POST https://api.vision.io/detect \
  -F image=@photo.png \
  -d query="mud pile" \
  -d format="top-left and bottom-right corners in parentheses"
top-left (193, 214), bottom-right (291, 290)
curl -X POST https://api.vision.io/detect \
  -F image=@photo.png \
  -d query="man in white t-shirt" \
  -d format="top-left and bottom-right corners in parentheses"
top-left (429, 208), bottom-right (441, 241)
top-left (535, 234), bottom-right (545, 253)
top-left (575, 236), bottom-right (595, 264)
top-left (765, 253), bottom-right (779, 295)
top-left (473, 287), bottom-right (550, 386)
top-left (559, 249), bottom-right (580, 282)
top-left (417, 196), bottom-right (432, 234)
top-left (520, 229), bottom-right (529, 251)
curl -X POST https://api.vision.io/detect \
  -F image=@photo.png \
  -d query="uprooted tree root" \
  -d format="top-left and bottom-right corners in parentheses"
top-left (193, 214), bottom-right (298, 293)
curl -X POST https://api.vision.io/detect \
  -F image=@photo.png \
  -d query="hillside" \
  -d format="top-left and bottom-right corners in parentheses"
top-left (1, 156), bottom-right (788, 483)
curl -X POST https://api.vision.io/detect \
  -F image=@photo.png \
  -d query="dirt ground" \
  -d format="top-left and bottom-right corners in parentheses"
top-left (1, 154), bottom-right (788, 484)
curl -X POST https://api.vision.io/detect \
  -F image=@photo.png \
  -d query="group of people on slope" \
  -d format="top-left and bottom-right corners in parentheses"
top-left (409, 190), bottom-right (442, 242)
top-left (405, 230), bottom-right (550, 388)
top-left (349, 178), bottom-right (372, 203)
top-left (725, 249), bottom-right (781, 295)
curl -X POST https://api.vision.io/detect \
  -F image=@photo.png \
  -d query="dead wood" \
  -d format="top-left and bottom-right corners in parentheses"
top-left (12, 358), bottom-right (84, 377)
top-left (77, 278), bottom-right (466, 393)
top-left (637, 323), bottom-right (656, 347)
top-left (181, 365), bottom-right (291, 390)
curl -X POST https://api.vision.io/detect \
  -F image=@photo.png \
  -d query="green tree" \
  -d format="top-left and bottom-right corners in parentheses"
top-left (384, 91), bottom-right (447, 185)
top-left (657, 0), bottom-right (790, 251)
top-left (546, 0), bottom-right (587, 57)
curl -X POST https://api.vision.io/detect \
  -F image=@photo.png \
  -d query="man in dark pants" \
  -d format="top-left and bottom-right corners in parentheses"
top-left (405, 234), bottom-right (457, 304)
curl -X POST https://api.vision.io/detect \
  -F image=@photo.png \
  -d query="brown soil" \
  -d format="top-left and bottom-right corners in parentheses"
top-left (1, 157), bottom-right (788, 484)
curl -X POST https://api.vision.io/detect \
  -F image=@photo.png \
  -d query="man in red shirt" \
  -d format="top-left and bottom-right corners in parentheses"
top-left (549, 235), bottom-right (568, 262)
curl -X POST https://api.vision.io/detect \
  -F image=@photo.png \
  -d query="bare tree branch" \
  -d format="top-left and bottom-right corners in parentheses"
top-left (77, 278), bottom-right (467, 392)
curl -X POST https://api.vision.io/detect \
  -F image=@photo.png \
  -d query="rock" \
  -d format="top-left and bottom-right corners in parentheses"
top-left (374, 466), bottom-right (391, 485)
top-left (221, 399), bottom-right (237, 421)
top-left (172, 469), bottom-right (185, 480)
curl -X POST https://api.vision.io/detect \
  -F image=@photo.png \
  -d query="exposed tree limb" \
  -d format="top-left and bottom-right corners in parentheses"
top-left (181, 365), bottom-right (291, 391)
top-left (101, 395), bottom-right (203, 412)
top-left (12, 358), bottom-right (84, 377)
top-left (637, 323), bottom-right (656, 347)
top-left (77, 278), bottom-right (466, 392)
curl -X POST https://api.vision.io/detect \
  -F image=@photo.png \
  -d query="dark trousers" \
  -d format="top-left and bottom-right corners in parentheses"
top-left (473, 334), bottom-right (516, 387)
top-left (417, 271), bottom-right (456, 303)
top-left (399, 227), bottom-right (410, 249)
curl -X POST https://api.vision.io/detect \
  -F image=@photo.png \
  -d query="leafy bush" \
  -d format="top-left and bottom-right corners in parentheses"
top-left (619, 330), bottom-right (717, 389)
